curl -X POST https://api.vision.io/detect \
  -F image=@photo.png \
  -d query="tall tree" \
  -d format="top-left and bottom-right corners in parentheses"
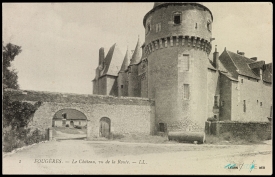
top-left (3, 42), bottom-right (22, 89)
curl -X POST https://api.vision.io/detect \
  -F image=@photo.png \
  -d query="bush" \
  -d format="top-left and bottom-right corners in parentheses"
top-left (3, 129), bottom-right (26, 152)
top-left (25, 128), bottom-right (46, 145)
top-left (66, 124), bottom-right (69, 127)
top-left (3, 128), bottom-right (46, 152)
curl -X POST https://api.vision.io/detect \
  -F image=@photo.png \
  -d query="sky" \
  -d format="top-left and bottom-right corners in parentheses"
top-left (2, 2), bottom-right (273, 94)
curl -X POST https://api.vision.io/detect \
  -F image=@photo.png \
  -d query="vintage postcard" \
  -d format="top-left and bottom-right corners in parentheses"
top-left (2, 2), bottom-right (272, 175)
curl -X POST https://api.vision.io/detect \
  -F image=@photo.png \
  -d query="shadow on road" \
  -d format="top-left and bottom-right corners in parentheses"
top-left (56, 137), bottom-right (87, 141)
top-left (52, 127), bottom-right (87, 141)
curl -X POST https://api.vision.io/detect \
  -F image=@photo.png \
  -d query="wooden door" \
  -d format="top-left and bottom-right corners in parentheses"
top-left (100, 117), bottom-right (111, 138)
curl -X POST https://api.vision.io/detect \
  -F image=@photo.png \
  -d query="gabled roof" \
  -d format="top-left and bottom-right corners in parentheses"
top-left (129, 38), bottom-right (142, 66)
top-left (224, 50), bottom-right (260, 79)
top-left (119, 48), bottom-right (130, 72)
top-left (102, 44), bottom-right (124, 76)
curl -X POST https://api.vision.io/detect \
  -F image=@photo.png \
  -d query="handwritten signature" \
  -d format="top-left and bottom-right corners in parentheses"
top-left (225, 160), bottom-right (256, 172)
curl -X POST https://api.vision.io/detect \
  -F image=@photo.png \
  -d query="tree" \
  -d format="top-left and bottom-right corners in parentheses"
top-left (2, 42), bottom-right (22, 89)
top-left (2, 42), bottom-right (44, 152)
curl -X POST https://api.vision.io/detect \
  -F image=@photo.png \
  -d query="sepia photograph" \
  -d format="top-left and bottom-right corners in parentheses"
top-left (2, 2), bottom-right (273, 175)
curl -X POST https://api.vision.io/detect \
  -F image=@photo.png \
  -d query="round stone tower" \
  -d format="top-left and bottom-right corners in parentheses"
top-left (143, 2), bottom-right (213, 133)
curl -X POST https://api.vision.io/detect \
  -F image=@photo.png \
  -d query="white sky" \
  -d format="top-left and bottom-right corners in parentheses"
top-left (2, 2), bottom-right (273, 94)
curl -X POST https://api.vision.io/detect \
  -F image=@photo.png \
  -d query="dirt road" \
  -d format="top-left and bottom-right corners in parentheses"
top-left (3, 137), bottom-right (272, 175)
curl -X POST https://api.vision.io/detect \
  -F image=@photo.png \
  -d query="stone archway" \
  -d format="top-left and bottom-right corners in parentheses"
top-left (52, 108), bottom-right (88, 140)
top-left (99, 117), bottom-right (111, 138)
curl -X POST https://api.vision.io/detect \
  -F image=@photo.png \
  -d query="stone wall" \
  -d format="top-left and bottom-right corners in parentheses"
top-left (219, 74), bottom-right (233, 121)
top-left (205, 121), bottom-right (271, 140)
top-left (231, 75), bottom-right (272, 122)
top-left (106, 75), bottom-right (118, 96)
top-left (5, 89), bottom-right (155, 139)
top-left (207, 69), bottom-right (220, 119)
top-left (128, 64), bottom-right (141, 97)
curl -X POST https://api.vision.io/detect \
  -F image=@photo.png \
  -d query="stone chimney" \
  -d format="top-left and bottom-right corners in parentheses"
top-left (213, 45), bottom-right (219, 69)
top-left (237, 50), bottom-right (245, 56)
top-left (250, 57), bottom-right (257, 61)
top-left (99, 47), bottom-right (105, 65)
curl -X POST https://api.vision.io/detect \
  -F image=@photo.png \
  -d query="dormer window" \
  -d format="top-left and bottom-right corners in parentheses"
top-left (62, 113), bottom-right (67, 119)
top-left (173, 12), bottom-right (182, 25)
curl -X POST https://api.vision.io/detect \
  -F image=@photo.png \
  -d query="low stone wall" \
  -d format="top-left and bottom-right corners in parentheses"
top-left (205, 121), bottom-right (271, 140)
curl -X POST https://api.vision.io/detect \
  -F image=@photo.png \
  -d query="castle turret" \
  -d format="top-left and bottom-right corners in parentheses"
top-left (117, 48), bottom-right (130, 97)
top-left (143, 2), bottom-right (213, 133)
top-left (128, 37), bottom-right (142, 97)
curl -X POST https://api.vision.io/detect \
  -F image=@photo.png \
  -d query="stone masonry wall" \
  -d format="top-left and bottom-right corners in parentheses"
top-left (5, 89), bottom-right (155, 139)
top-left (206, 121), bottom-right (271, 140)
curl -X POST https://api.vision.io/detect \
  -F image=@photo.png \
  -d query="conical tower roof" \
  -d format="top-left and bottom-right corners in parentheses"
top-left (129, 37), bottom-right (142, 66)
top-left (119, 47), bottom-right (130, 72)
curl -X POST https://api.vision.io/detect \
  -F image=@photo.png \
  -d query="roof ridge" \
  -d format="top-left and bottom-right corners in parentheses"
top-left (227, 50), bottom-right (256, 62)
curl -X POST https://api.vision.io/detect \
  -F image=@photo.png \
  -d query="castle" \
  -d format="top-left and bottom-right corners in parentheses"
top-left (92, 2), bottom-right (272, 133)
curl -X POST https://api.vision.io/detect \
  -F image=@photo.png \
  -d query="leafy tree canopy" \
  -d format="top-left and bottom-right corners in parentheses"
top-left (3, 42), bottom-right (22, 89)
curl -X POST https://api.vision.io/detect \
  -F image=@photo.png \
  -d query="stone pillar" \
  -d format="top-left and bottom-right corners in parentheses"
top-left (154, 41), bottom-right (158, 50)
top-left (182, 36), bottom-right (185, 46)
top-left (176, 36), bottom-right (179, 46)
top-left (170, 36), bottom-right (173, 47)
top-left (164, 38), bottom-right (168, 47)
top-left (159, 39), bottom-right (163, 49)
top-left (48, 128), bottom-right (53, 141)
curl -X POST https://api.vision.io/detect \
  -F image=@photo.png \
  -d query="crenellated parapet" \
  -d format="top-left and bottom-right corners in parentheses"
top-left (144, 35), bottom-right (212, 56)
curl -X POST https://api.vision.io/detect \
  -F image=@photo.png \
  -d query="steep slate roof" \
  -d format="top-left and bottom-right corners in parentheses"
top-left (119, 48), bottom-right (130, 72)
top-left (208, 53), bottom-right (227, 72)
top-left (207, 59), bottom-right (216, 70)
top-left (102, 44), bottom-right (124, 76)
top-left (53, 109), bottom-right (87, 120)
top-left (130, 38), bottom-right (142, 65)
top-left (249, 60), bottom-right (265, 69)
top-left (218, 60), bottom-right (228, 73)
top-left (220, 72), bottom-right (238, 81)
top-left (225, 50), bottom-right (260, 79)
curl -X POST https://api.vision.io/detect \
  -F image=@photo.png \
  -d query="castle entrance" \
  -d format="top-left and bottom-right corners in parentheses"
top-left (52, 109), bottom-right (87, 140)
